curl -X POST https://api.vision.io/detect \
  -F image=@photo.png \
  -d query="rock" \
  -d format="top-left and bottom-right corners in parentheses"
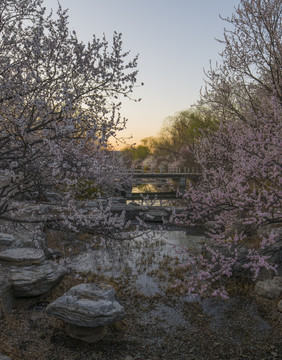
top-left (0, 277), bottom-right (13, 318)
top-left (0, 232), bottom-right (32, 249)
top-left (44, 191), bottom-right (64, 203)
top-left (0, 248), bottom-right (45, 265)
top-left (255, 276), bottom-right (282, 299)
top-left (0, 233), bottom-right (16, 247)
top-left (76, 200), bottom-right (100, 209)
top-left (46, 283), bottom-right (125, 328)
top-left (204, 221), bottom-right (218, 231)
top-left (145, 209), bottom-right (168, 222)
top-left (67, 325), bottom-right (107, 343)
top-left (4, 231), bottom-right (36, 249)
top-left (111, 203), bottom-right (144, 220)
top-left (112, 197), bottom-right (127, 204)
top-left (0, 228), bottom-right (48, 252)
top-left (46, 249), bottom-right (63, 260)
top-left (277, 300), bottom-right (282, 312)
top-left (13, 191), bottom-right (39, 201)
top-left (0, 354), bottom-right (12, 360)
top-left (8, 261), bottom-right (66, 297)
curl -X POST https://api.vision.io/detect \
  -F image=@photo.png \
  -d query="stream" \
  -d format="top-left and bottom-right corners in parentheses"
top-left (70, 230), bottom-right (206, 296)
top-left (68, 229), bottom-right (278, 351)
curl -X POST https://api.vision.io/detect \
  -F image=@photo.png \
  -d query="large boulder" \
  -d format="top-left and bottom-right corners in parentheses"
top-left (46, 283), bottom-right (125, 327)
top-left (46, 283), bottom-right (125, 342)
top-left (0, 248), bottom-right (45, 266)
top-left (255, 276), bottom-right (282, 299)
top-left (8, 261), bottom-right (66, 297)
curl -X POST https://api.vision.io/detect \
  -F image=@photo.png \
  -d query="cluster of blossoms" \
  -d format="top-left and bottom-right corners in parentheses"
top-left (0, 0), bottom-right (139, 237)
top-left (173, 0), bottom-right (282, 298)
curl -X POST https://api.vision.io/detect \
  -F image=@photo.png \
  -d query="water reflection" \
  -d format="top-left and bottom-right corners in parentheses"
top-left (70, 230), bottom-right (207, 296)
top-left (132, 180), bottom-right (176, 194)
top-left (69, 230), bottom-right (273, 347)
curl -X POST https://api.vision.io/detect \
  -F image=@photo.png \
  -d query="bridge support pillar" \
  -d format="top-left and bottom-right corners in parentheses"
top-left (125, 187), bottom-right (132, 199)
top-left (178, 177), bottom-right (186, 194)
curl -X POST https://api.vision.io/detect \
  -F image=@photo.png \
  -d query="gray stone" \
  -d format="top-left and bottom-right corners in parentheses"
top-left (2, 231), bottom-right (35, 249)
top-left (112, 197), bottom-right (127, 204)
top-left (67, 324), bottom-right (106, 343)
top-left (0, 233), bottom-right (26, 249)
top-left (46, 283), bottom-right (126, 327)
top-left (0, 248), bottom-right (45, 265)
top-left (0, 233), bottom-right (16, 247)
top-left (0, 354), bottom-right (12, 360)
top-left (277, 300), bottom-right (282, 312)
top-left (145, 209), bottom-right (168, 222)
top-left (111, 203), bottom-right (144, 220)
top-left (0, 277), bottom-right (13, 318)
top-left (204, 221), bottom-right (218, 231)
top-left (44, 191), bottom-right (64, 203)
top-left (8, 261), bottom-right (66, 297)
top-left (255, 276), bottom-right (282, 299)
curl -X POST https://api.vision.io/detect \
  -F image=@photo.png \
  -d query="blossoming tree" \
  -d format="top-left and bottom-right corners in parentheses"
top-left (176, 0), bottom-right (282, 298)
top-left (0, 0), bottom-right (139, 236)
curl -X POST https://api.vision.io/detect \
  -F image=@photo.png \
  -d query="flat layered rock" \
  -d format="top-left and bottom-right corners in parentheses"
top-left (0, 248), bottom-right (45, 265)
top-left (0, 233), bottom-right (16, 247)
top-left (46, 283), bottom-right (125, 327)
top-left (8, 261), bottom-right (66, 297)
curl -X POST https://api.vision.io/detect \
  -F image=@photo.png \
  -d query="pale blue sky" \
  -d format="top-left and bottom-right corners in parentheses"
top-left (46, 0), bottom-right (240, 147)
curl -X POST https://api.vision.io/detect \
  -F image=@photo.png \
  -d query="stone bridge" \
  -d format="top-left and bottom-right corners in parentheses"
top-left (124, 166), bottom-right (202, 199)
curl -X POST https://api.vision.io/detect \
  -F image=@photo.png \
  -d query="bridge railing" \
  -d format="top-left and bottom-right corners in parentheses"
top-left (131, 166), bottom-right (202, 175)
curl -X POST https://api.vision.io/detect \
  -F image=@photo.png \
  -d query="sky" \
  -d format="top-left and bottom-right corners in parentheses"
top-left (46, 0), bottom-right (240, 148)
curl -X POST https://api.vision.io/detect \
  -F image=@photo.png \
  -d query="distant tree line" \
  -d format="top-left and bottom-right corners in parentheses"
top-left (121, 109), bottom-right (218, 169)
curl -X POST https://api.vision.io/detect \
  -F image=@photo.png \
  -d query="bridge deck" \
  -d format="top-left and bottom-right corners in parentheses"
top-left (130, 191), bottom-right (178, 200)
